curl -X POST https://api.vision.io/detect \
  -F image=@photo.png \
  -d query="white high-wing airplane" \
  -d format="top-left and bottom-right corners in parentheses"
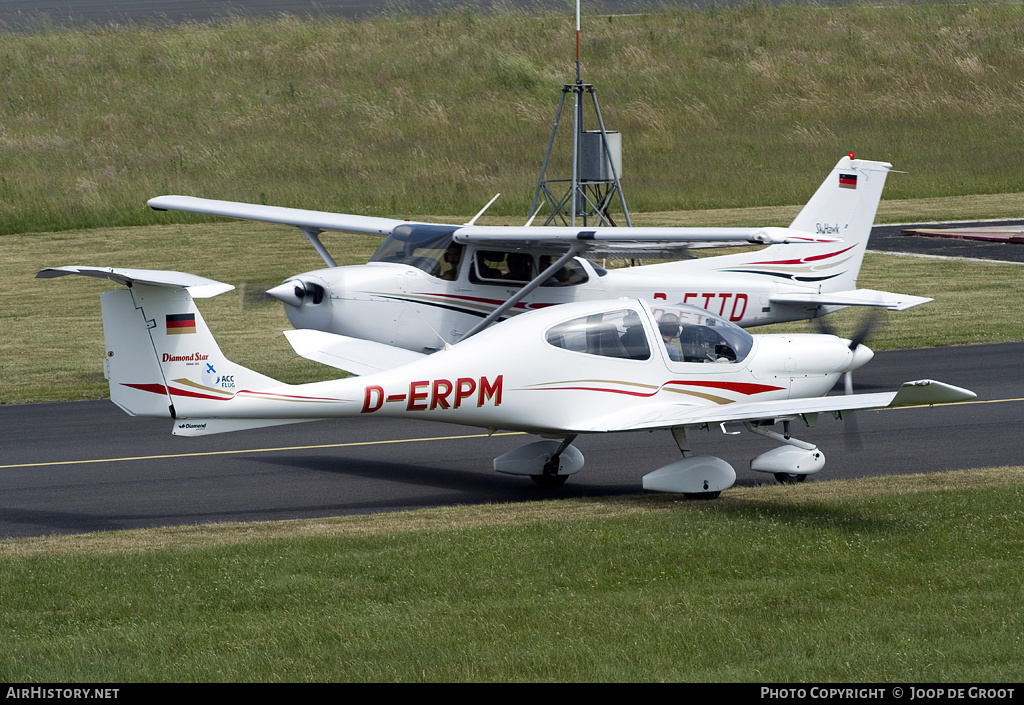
top-left (146, 155), bottom-right (930, 357)
top-left (37, 265), bottom-right (972, 496)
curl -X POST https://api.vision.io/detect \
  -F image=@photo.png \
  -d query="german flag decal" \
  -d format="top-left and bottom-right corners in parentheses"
top-left (166, 313), bottom-right (196, 335)
top-left (839, 173), bottom-right (858, 189)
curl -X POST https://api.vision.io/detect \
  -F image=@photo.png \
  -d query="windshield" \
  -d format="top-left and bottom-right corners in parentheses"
top-left (653, 303), bottom-right (754, 363)
top-left (369, 224), bottom-right (462, 278)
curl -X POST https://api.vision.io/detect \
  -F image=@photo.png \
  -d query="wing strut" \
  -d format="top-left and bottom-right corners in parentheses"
top-left (460, 244), bottom-right (585, 342)
top-left (301, 227), bottom-right (337, 268)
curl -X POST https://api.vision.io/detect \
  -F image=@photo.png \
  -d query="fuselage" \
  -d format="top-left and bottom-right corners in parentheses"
top-left (274, 240), bottom-right (849, 354)
top-left (177, 299), bottom-right (871, 436)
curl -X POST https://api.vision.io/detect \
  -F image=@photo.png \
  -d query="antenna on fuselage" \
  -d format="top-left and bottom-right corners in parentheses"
top-left (530, 0), bottom-right (631, 228)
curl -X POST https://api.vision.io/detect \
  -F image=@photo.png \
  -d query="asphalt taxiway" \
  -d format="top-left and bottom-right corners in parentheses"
top-left (2, 339), bottom-right (1020, 539)
top-left (5, 221), bottom-right (1024, 539)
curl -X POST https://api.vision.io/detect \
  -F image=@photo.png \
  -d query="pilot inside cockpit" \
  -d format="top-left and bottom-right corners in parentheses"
top-left (661, 304), bottom-right (751, 364)
top-left (619, 310), bottom-right (648, 359)
top-left (504, 253), bottom-right (534, 282)
top-left (438, 243), bottom-right (463, 280)
top-left (657, 313), bottom-right (682, 362)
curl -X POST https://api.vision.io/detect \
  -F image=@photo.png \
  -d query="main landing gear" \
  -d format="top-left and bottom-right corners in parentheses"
top-left (492, 419), bottom-right (825, 496)
top-left (641, 421), bottom-right (826, 496)
top-left (492, 435), bottom-right (584, 487)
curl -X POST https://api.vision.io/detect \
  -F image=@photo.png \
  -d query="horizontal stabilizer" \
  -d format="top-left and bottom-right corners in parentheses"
top-left (284, 329), bottom-right (428, 375)
top-left (770, 288), bottom-right (932, 311)
top-left (36, 266), bottom-right (234, 298)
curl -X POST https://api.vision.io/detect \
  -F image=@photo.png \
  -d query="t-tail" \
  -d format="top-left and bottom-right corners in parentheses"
top-left (36, 266), bottom-right (351, 436)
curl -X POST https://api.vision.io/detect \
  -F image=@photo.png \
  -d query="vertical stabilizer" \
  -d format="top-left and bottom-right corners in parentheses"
top-left (699, 156), bottom-right (892, 295)
top-left (774, 156), bottom-right (892, 292)
top-left (39, 266), bottom-right (356, 436)
top-left (102, 282), bottom-right (279, 419)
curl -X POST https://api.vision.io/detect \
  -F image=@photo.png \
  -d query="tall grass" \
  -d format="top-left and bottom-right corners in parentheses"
top-left (2, 4), bottom-right (1024, 235)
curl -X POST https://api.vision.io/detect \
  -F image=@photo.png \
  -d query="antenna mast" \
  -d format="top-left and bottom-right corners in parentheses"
top-left (575, 0), bottom-right (581, 83)
top-left (531, 0), bottom-right (630, 227)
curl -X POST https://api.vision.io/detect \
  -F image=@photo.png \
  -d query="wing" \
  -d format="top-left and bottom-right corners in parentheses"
top-left (451, 224), bottom-right (839, 257)
top-left (569, 380), bottom-right (976, 433)
top-left (147, 195), bottom-right (407, 236)
top-left (147, 196), bottom-right (840, 261)
top-left (283, 329), bottom-right (427, 376)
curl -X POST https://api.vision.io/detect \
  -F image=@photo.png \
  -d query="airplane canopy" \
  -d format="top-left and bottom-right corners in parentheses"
top-left (544, 302), bottom-right (754, 364)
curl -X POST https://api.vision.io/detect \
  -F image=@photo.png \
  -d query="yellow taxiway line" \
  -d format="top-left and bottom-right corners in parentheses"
top-left (2, 396), bottom-right (1019, 471)
top-left (0, 431), bottom-right (526, 470)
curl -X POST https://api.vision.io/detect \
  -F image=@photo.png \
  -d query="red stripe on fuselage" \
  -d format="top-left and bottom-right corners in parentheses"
top-left (529, 379), bottom-right (784, 398)
top-left (747, 245), bottom-right (856, 267)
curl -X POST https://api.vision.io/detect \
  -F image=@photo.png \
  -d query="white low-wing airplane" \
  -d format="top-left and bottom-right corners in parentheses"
top-left (147, 155), bottom-right (930, 356)
top-left (37, 265), bottom-right (972, 496)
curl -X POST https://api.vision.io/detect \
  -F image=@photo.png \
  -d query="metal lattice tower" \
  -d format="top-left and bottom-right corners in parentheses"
top-left (529, 4), bottom-right (631, 228)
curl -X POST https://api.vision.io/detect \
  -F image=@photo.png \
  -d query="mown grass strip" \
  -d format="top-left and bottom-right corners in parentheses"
top-left (7, 214), bottom-right (1024, 404)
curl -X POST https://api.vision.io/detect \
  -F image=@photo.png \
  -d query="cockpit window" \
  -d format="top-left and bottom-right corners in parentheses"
top-left (471, 251), bottom-right (535, 284)
top-left (539, 255), bottom-right (589, 287)
top-left (369, 224), bottom-right (463, 279)
top-left (545, 309), bottom-right (650, 361)
top-left (469, 250), bottom-right (590, 288)
top-left (655, 304), bottom-right (754, 364)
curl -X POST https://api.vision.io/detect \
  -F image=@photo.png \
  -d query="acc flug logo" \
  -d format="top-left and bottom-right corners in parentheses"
top-left (200, 362), bottom-right (235, 390)
top-left (201, 362), bottom-right (220, 387)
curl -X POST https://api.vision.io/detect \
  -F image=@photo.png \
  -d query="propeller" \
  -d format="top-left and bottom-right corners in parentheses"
top-left (814, 308), bottom-right (885, 394)
top-left (815, 308), bottom-right (886, 452)
top-left (238, 281), bottom-right (299, 310)
top-left (847, 309), bottom-right (881, 353)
